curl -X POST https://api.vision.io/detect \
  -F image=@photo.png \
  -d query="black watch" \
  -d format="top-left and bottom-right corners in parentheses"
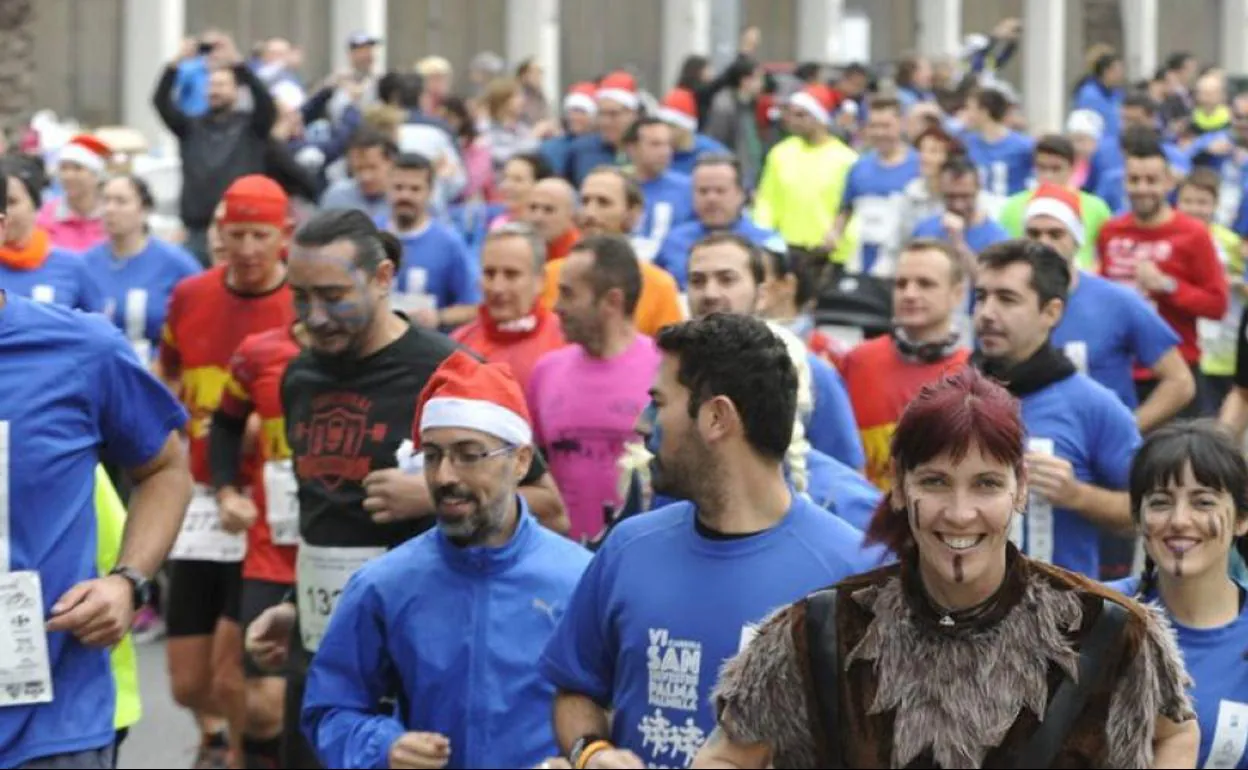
top-left (109, 566), bottom-right (154, 610)
top-left (568, 734), bottom-right (608, 767)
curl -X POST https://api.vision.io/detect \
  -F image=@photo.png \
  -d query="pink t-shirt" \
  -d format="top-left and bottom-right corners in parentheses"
top-left (527, 334), bottom-right (660, 542)
top-left (36, 199), bottom-right (105, 252)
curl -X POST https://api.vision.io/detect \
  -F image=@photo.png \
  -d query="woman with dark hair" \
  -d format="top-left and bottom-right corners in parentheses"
top-left (897, 126), bottom-right (975, 243)
top-left (0, 155), bottom-right (106, 312)
top-left (694, 367), bottom-right (1199, 769)
top-left (1113, 420), bottom-right (1248, 768)
top-left (81, 175), bottom-right (202, 364)
top-left (488, 152), bottom-right (552, 230)
top-left (1073, 47), bottom-right (1126, 140)
top-left (440, 95), bottom-right (494, 203)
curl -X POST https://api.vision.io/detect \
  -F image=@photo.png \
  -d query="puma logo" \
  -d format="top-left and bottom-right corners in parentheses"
top-left (533, 598), bottom-right (557, 622)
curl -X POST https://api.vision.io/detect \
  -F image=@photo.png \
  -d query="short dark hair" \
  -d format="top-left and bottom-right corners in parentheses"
top-left (584, 165), bottom-right (644, 211)
top-left (1179, 167), bottom-right (1222, 200)
top-left (867, 95), bottom-right (901, 115)
top-left (842, 63), bottom-right (869, 79)
top-left (0, 155), bottom-right (45, 209)
top-left (105, 174), bottom-right (155, 210)
top-left (293, 208), bottom-right (389, 274)
top-left (692, 153), bottom-right (743, 189)
top-left (622, 116), bottom-right (669, 146)
top-left (1093, 52), bottom-right (1122, 78)
top-left (1122, 125), bottom-right (1166, 161)
top-left (1123, 90), bottom-right (1158, 115)
top-left (348, 128), bottom-right (399, 158)
top-left (570, 234), bottom-right (643, 317)
top-left (690, 231), bottom-right (766, 286)
top-left (976, 239), bottom-right (1071, 309)
top-left (656, 313), bottom-right (798, 462)
top-left (970, 87), bottom-right (1009, 122)
top-left (505, 152), bottom-right (554, 183)
top-left (1034, 134), bottom-right (1076, 165)
top-left (1166, 52), bottom-right (1194, 73)
top-left (765, 246), bottom-right (822, 308)
top-left (939, 154), bottom-right (979, 183)
top-left (393, 152), bottom-right (435, 181)
top-left (899, 237), bottom-right (965, 284)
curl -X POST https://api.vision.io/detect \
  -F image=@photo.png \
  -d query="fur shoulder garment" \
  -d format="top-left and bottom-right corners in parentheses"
top-left (712, 556), bottom-right (1193, 769)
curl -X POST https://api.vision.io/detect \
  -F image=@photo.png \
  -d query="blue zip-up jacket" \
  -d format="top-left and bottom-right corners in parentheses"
top-left (562, 133), bottom-right (623, 188)
top-left (1073, 80), bottom-right (1123, 141)
top-left (670, 134), bottom-right (731, 176)
top-left (653, 215), bottom-right (783, 290)
top-left (302, 502), bottom-right (592, 770)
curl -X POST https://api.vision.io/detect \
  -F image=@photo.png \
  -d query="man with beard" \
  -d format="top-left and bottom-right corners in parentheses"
top-left (686, 232), bottom-right (864, 470)
top-left (239, 209), bottom-right (564, 768)
top-left (974, 239), bottom-right (1140, 578)
top-left (528, 235), bottom-right (660, 543)
top-left (539, 314), bottom-right (874, 770)
top-left (301, 351), bottom-right (590, 769)
top-left (1098, 131), bottom-right (1228, 412)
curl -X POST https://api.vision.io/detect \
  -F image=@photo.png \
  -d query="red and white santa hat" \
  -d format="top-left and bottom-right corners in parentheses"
top-left (563, 81), bottom-right (599, 117)
top-left (597, 71), bottom-right (640, 111)
top-left (658, 88), bottom-right (699, 133)
top-left (787, 84), bottom-right (837, 126)
top-left (1025, 182), bottom-right (1084, 245)
top-left (414, 351), bottom-right (532, 447)
top-left (58, 134), bottom-right (111, 176)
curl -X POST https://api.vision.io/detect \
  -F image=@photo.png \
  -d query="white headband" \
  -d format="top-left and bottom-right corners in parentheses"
top-left (657, 106), bottom-right (697, 133)
top-left (1025, 197), bottom-right (1085, 246)
top-left (563, 93), bottom-right (597, 116)
top-left (58, 143), bottom-right (106, 175)
top-left (419, 396), bottom-right (532, 446)
top-left (597, 88), bottom-right (639, 111)
top-left (788, 92), bottom-right (830, 126)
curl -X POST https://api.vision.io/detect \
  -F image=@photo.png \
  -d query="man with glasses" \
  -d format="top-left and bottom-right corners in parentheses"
top-left (301, 351), bottom-right (591, 770)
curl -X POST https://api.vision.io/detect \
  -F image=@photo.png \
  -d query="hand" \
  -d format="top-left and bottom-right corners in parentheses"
top-left (1025, 452), bottom-right (1082, 509)
top-left (1208, 137), bottom-right (1234, 156)
top-left (363, 468), bottom-right (432, 524)
top-left (533, 758), bottom-right (573, 769)
top-left (739, 25), bottom-right (761, 54)
top-left (217, 486), bottom-right (258, 534)
top-left (46, 575), bottom-right (135, 647)
top-left (389, 732), bottom-right (450, 769)
top-left (941, 212), bottom-right (966, 242)
top-left (214, 35), bottom-right (241, 65)
top-left (245, 602), bottom-right (296, 673)
top-left (821, 227), bottom-right (840, 252)
top-left (532, 119), bottom-right (560, 140)
top-left (412, 307), bottom-right (441, 329)
top-left (585, 748), bottom-right (647, 769)
top-left (177, 38), bottom-right (198, 63)
top-left (994, 17), bottom-right (1022, 40)
top-left (435, 153), bottom-right (455, 180)
top-left (1134, 259), bottom-right (1170, 294)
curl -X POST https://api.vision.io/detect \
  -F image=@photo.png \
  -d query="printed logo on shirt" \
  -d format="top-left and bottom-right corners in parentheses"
top-left (292, 392), bottom-right (388, 491)
top-left (1102, 238), bottom-right (1175, 285)
top-left (1206, 699), bottom-right (1248, 768)
top-left (638, 627), bottom-right (708, 768)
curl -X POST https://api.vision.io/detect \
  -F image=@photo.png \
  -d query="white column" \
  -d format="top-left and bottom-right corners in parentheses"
top-left (330, 0), bottom-right (387, 75)
top-left (796, 0), bottom-right (845, 64)
top-left (122, 0), bottom-right (185, 155)
top-left (506, 0), bottom-right (561, 98)
top-left (1121, 0), bottom-right (1158, 81)
top-left (916, 0), bottom-right (962, 60)
top-left (1023, 0), bottom-right (1066, 133)
top-left (1221, 0), bottom-right (1248, 74)
top-left (662, 0), bottom-right (712, 90)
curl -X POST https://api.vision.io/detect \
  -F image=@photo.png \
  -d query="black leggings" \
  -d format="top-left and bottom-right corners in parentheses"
top-left (282, 629), bottom-right (323, 769)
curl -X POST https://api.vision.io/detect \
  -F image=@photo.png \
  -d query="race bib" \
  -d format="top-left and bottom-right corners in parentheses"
top-left (855, 195), bottom-right (901, 247)
top-left (169, 485), bottom-right (247, 563)
top-left (392, 292), bottom-right (436, 316)
top-left (30, 286), bottom-right (54, 304)
top-left (1205, 700), bottom-right (1248, 769)
top-left (1063, 341), bottom-right (1089, 374)
top-left (297, 544), bottom-right (385, 652)
top-left (1022, 438), bottom-right (1055, 563)
top-left (0, 571), bottom-right (53, 707)
top-left (130, 339), bottom-right (153, 365)
top-left (262, 460), bottom-right (300, 547)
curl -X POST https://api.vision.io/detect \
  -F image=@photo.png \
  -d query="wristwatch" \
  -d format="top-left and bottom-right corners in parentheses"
top-left (109, 566), bottom-right (154, 610)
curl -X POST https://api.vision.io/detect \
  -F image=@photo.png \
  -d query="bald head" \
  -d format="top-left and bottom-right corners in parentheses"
top-left (1196, 71), bottom-right (1225, 110)
top-left (526, 178), bottom-right (577, 243)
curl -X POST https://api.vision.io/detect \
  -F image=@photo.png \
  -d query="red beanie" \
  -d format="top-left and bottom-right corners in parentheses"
top-left (219, 175), bottom-right (289, 228)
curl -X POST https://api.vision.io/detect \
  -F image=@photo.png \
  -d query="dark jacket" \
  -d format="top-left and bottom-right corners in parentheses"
top-left (153, 62), bottom-right (277, 229)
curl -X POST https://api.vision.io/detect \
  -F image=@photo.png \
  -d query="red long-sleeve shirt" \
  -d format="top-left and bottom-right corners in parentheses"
top-left (1097, 211), bottom-right (1228, 366)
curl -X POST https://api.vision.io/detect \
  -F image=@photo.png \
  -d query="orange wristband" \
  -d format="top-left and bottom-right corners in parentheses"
top-left (575, 739), bottom-right (612, 769)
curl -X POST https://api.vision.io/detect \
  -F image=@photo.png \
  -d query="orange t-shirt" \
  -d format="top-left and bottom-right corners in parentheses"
top-left (841, 335), bottom-right (970, 490)
top-left (159, 266), bottom-right (296, 485)
top-left (451, 306), bottom-right (567, 392)
top-left (542, 259), bottom-right (685, 339)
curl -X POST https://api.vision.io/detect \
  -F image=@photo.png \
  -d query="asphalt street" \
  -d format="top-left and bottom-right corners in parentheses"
top-left (118, 640), bottom-right (199, 769)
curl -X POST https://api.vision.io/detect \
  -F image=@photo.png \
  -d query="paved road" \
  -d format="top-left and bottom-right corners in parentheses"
top-left (119, 640), bottom-right (199, 769)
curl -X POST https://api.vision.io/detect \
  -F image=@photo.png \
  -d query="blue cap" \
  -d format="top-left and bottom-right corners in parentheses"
top-left (347, 32), bottom-right (381, 49)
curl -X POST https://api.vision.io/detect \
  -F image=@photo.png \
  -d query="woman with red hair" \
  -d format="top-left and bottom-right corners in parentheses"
top-left (693, 366), bottom-right (1200, 769)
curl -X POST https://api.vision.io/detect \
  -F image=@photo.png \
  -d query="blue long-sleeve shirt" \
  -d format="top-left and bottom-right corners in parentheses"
top-left (302, 503), bottom-right (592, 770)
top-left (1073, 80), bottom-right (1123, 140)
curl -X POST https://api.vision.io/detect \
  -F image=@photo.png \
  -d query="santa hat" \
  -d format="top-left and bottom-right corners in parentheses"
top-left (1025, 183), bottom-right (1084, 245)
top-left (563, 81), bottom-right (599, 117)
top-left (219, 174), bottom-right (290, 228)
top-left (788, 84), bottom-right (836, 126)
top-left (58, 134), bottom-right (111, 176)
top-left (415, 351), bottom-right (532, 447)
top-left (658, 88), bottom-right (699, 133)
top-left (597, 71), bottom-right (639, 111)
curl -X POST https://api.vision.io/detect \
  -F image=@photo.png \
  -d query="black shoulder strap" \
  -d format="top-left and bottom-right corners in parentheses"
top-left (805, 588), bottom-right (846, 769)
top-left (1014, 597), bottom-right (1129, 768)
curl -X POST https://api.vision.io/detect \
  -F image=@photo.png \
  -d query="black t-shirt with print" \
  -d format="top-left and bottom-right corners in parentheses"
top-left (281, 324), bottom-right (545, 549)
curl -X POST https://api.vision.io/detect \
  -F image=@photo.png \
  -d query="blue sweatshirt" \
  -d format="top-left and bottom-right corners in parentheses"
top-left (1073, 80), bottom-right (1123, 140)
top-left (302, 503), bottom-right (592, 770)
top-left (670, 134), bottom-right (731, 177)
top-left (563, 134), bottom-right (624, 188)
top-left (540, 495), bottom-right (880, 768)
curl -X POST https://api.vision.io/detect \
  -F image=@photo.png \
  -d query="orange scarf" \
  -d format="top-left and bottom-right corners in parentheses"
top-left (0, 229), bottom-right (52, 271)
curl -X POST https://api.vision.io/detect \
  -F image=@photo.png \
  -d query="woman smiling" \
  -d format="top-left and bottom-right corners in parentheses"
top-left (694, 367), bottom-right (1199, 769)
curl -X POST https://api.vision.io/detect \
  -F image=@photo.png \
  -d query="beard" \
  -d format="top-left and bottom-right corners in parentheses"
top-left (652, 430), bottom-right (717, 505)
top-left (432, 482), bottom-right (509, 547)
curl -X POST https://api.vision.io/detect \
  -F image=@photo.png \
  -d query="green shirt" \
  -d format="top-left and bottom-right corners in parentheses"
top-left (997, 188), bottom-right (1113, 271)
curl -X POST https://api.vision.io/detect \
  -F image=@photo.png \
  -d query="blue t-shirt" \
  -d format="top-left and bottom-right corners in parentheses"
top-left (912, 214), bottom-right (1010, 254)
top-left (540, 495), bottom-right (879, 768)
top-left (0, 296), bottom-right (187, 766)
top-left (564, 134), bottom-right (623, 189)
top-left (654, 216), bottom-right (783, 290)
top-left (81, 238), bottom-right (202, 362)
top-left (964, 130), bottom-right (1035, 197)
top-left (634, 172), bottom-right (695, 263)
top-left (1051, 272), bottom-right (1180, 408)
top-left (670, 134), bottom-right (731, 177)
top-left (805, 448), bottom-right (881, 532)
top-left (0, 249), bottom-right (106, 313)
top-left (1018, 373), bottom-right (1141, 577)
top-left (387, 220), bottom-right (481, 310)
top-left (842, 149), bottom-right (921, 274)
top-left (806, 352), bottom-right (867, 471)
top-left (1110, 578), bottom-right (1248, 769)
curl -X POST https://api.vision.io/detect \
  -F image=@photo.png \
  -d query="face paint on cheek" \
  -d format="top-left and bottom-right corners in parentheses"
top-left (1197, 510), bottom-right (1224, 541)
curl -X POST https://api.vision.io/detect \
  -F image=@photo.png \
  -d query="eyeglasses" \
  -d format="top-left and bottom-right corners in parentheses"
top-left (421, 443), bottom-right (515, 469)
